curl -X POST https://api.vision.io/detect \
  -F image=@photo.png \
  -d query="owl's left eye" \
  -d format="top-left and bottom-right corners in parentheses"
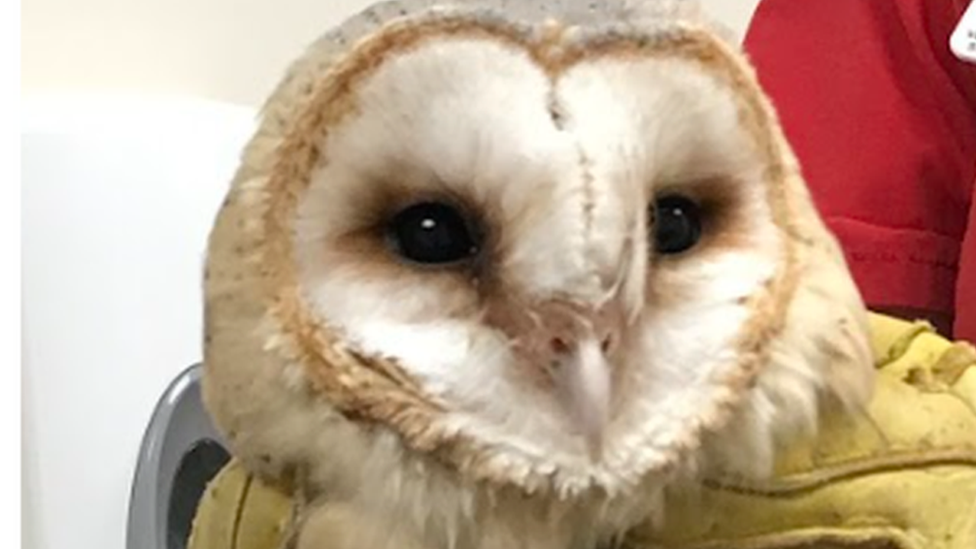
top-left (387, 201), bottom-right (480, 265)
top-left (651, 195), bottom-right (703, 255)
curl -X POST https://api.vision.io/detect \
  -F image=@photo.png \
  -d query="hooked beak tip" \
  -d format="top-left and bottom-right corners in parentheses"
top-left (554, 338), bottom-right (612, 461)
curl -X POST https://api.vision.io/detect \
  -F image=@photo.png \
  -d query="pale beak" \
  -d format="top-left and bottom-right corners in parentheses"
top-left (500, 298), bottom-right (623, 460)
top-left (553, 337), bottom-right (612, 461)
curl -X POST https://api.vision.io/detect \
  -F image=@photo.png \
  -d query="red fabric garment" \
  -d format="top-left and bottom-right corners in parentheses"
top-left (744, 0), bottom-right (976, 342)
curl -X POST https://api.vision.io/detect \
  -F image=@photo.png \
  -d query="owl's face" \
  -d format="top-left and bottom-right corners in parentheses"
top-left (207, 6), bottom-right (872, 499)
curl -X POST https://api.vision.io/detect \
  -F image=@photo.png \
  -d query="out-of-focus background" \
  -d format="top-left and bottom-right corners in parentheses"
top-left (22, 0), bottom-right (761, 107)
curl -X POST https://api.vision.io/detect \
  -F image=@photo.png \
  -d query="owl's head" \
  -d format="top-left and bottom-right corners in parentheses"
top-left (203, 0), bottom-right (874, 499)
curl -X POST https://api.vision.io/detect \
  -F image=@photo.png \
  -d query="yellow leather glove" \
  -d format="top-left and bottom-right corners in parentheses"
top-left (188, 314), bottom-right (976, 549)
top-left (631, 314), bottom-right (976, 549)
top-left (187, 458), bottom-right (293, 549)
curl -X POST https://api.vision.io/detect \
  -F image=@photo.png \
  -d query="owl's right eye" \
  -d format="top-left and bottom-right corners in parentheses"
top-left (386, 201), bottom-right (480, 265)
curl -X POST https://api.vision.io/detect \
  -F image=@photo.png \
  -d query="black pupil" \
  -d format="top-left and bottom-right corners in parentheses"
top-left (389, 202), bottom-right (477, 264)
top-left (653, 196), bottom-right (702, 255)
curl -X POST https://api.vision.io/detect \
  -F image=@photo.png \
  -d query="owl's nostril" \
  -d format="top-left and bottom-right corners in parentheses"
top-left (549, 337), bottom-right (570, 356)
top-left (546, 334), bottom-right (615, 357)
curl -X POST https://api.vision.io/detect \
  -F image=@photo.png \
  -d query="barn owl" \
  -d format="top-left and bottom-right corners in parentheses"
top-left (202, 1), bottom-right (875, 548)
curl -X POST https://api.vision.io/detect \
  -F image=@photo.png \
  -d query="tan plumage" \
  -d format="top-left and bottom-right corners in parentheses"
top-left (202, 1), bottom-right (875, 548)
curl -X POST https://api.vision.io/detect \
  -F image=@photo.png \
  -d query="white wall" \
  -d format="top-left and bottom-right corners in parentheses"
top-left (11, 104), bottom-right (24, 549)
top-left (22, 0), bottom-right (356, 107)
top-left (13, 0), bottom-right (20, 94)
top-left (13, 312), bottom-right (25, 549)
top-left (22, 0), bottom-right (760, 108)
top-left (13, 182), bottom-right (20, 547)
top-left (22, 96), bottom-right (256, 549)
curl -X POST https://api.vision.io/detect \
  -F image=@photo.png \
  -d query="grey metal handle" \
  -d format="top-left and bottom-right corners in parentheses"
top-left (126, 364), bottom-right (229, 549)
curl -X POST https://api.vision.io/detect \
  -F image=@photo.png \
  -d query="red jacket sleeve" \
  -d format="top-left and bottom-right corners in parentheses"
top-left (956, 184), bottom-right (976, 343)
top-left (744, 0), bottom-right (976, 342)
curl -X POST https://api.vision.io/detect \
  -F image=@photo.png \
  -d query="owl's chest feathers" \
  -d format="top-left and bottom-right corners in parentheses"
top-left (302, 424), bottom-right (653, 549)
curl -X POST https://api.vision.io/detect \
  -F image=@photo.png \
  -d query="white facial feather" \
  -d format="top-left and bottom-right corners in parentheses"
top-left (294, 38), bottom-right (783, 491)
